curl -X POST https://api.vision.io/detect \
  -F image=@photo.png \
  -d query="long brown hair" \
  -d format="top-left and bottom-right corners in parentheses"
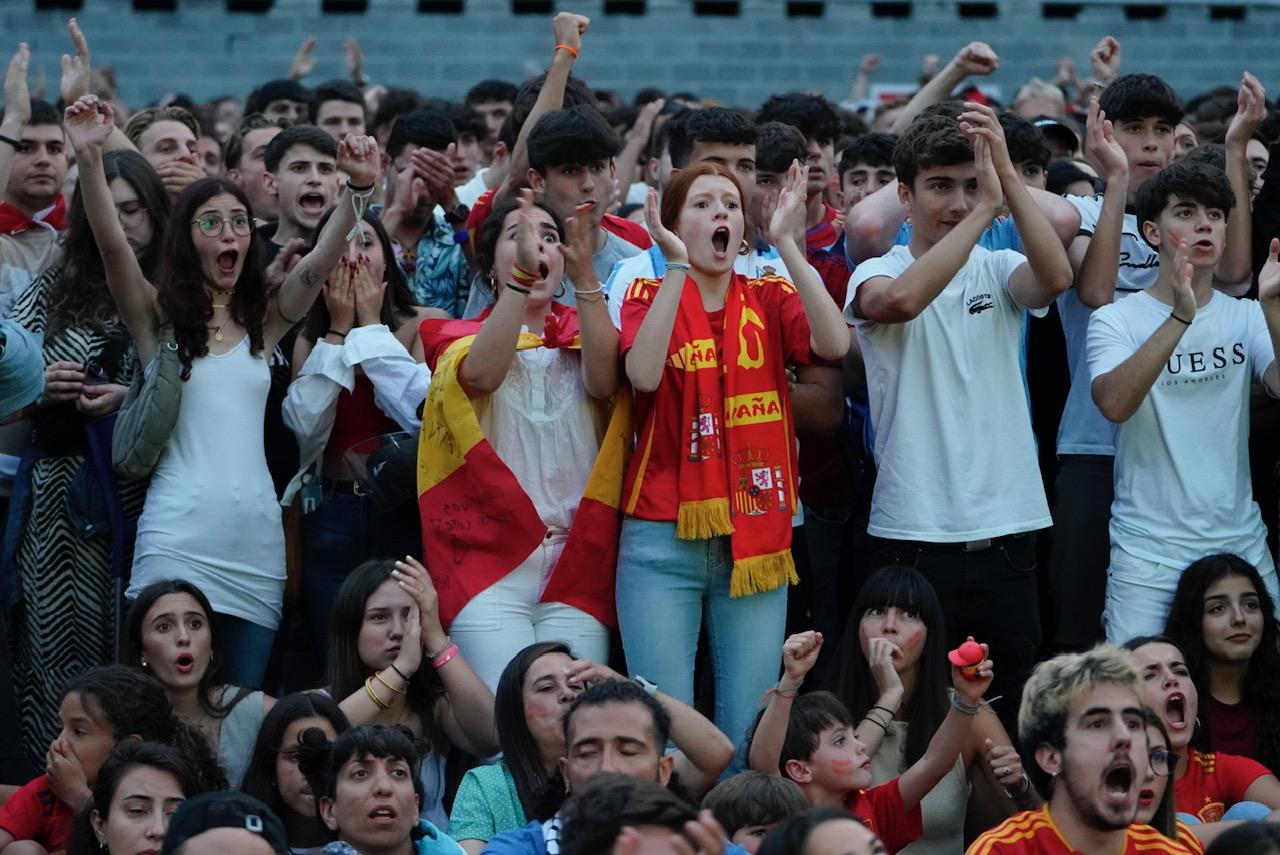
top-left (155, 178), bottom-right (267, 379)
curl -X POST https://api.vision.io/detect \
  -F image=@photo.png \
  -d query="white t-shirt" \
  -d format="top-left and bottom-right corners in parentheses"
top-left (1056, 194), bottom-right (1160, 456)
top-left (1087, 289), bottom-right (1275, 566)
top-left (845, 244), bottom-right (1052, 542)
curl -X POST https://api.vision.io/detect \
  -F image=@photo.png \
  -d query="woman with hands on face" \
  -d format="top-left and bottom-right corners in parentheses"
top-left (64, 92), bottom-right (382, 688)
top-left (616, 159), bottom-right (848, 750)
top-left (282, 208), bottom-right (446, 666)
top-left (416, 190), bottom-right (622, 692)
top-left (328, 556), bottom-right (497, 831)
top-left (755, 567), bottom-right (1036, 855)
top-left (5, 142), bottom-right (171, 764)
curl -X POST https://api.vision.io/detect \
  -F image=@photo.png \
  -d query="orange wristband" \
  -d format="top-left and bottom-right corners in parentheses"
top-left (554, 43), bottom-right (580, 59)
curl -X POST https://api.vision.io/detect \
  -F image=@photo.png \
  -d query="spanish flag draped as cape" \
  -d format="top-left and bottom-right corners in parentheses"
top-left (416, 305), bottom-right (630, 629)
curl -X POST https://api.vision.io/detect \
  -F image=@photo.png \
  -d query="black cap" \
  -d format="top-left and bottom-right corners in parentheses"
top-left (1032, 115), bottom-right (1080, 153)
top-left (254, 79), bottom-right (309, 106)
top-left (161, 791), bottom-right (289, 855)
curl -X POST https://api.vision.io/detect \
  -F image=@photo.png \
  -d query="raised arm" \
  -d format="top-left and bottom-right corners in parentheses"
top-left (1091, 243), bottom-right (1196, 423)
top-left (458, 190), bottom-right (543, 397)
top-left (268, 134), bottom-right (381, 344)
top-left (962, 103), bottom-right (1072, 309)
top-left (891, 42), bottom-right (998, 135)
top-left (1254, 239), bottom-right (1280, 398)
top-left (852, 145), bottom-right (999, 323)
top-left (1071, 98), bottom-right (1129, 309)
top-left (848, 54), bottom-right (880, 104)
top-left (566, 661), bottom-right (735, 798)
top-left (0, 44), bottom-right (31, 204)
top-left (771, 161), bottom-right (851, 360)
top-left (625, 189), bottom-right (690, 392)
top-left (1217, 73), bottom-right (1266, 292)
top-left (896, 641), bottom-right (992, 811)
top-left (495, 12), bottom-right (589, 205)
top-left (747, 631), bottom-right (822, 776)
top-left (563, 202), bottom-right (620, 399)
top-left (65, 96), bottom-right (159, 358)
top-left (59, 20), bottom-right (134, 154)
top-left (613, 99), bottom-right (664, 208)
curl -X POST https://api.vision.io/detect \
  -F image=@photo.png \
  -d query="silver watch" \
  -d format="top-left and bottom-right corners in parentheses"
top-left (633, 675), bottom-right (659, 697)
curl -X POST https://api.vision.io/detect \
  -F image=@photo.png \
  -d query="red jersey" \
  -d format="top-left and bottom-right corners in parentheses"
top-left (0, 775), bottom-right (75, 854)
top-left (466, 189), bottom-right (652, 249)
top-left (619, 274), bottom-right (813, 521)
top-left (805, 202), bottom-right (842, 253)
top-left (844, 777), bottom-right (923, 854)
top-left (966, 808), bottom-right (1194, 854)
top-left (1174, 820), bottom-right (1205, 855)
top-left (1175, 749), bottom-right (1271, 822)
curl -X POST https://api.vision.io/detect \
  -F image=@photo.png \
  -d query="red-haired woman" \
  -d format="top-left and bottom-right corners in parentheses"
top-left (617, 160), bottom-right (849, 747)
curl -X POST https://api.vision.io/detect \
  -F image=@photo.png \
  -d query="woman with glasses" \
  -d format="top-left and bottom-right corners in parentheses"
top-left (65, 94), bottom-right (381, 687)
top-left (4, 149), bottom-right (170, 764)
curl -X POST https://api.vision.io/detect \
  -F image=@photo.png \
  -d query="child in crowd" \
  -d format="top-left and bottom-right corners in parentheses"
top-left (702, 772), bottom-right (810, 854)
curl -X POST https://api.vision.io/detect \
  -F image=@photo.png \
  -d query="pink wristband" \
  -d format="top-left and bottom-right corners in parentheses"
top-left (431, 643), bottom-right (460, 669)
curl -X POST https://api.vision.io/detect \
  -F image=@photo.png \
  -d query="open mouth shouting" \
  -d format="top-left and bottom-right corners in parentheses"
top-left (216, 248), bottom-right (240, 277)
top-left (1101, 758), bottom-right (1136, 807)
top-left (173, 652), bottom-right (195, 676)
top-left (711, 226), bottom-right (731, 257)
top-left (1165, 693), bottom-right (1188, 732)
top-left (298, 191), bottom-right (328, 217)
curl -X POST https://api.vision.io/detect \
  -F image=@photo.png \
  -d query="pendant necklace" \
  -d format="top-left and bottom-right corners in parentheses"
top-left (211, 302), bottom-right (229, 342)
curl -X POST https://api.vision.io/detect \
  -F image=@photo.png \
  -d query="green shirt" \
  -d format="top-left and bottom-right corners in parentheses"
top-left (448, 760), bottom-right (527, 844)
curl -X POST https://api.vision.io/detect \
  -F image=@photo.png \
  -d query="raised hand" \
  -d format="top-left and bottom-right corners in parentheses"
top-left (563, 203), bottom-right (598, 289)
top-left (322, 257), bottom-right (356, 333)
top-left (59, 18), bottom-right (91, 105)
top-left (985, 738), bottom-right (1027, 793)
top-left (1258, 238), bottom-right (1280, 305)
top-left (1169, 236), bottom-right (1197, 323)
top-left (866, 637), bottom-right (905, 701)
top-left (1090, 36), bottom-right (1121, 85)
top-left (156, 160), bottom-right (205, 198)
top-left (769, 159), bottom-right (808, 251)
top-left (344, 37), bottom-right (364, 85)
top-left (4, 44), bottom-right (31, 128)
top-left (63, 94), bottom-right (113, 152)
top-left (413, 145), bottom-right (459, 207)
top-left (46, 739), bottom-right (90, 812)
top-left (950, 637), bottom-right (993, 703)
top-left (288, 36), bottom-right (318, 81)
top-left (351, 255), bottom-right (386, 326)
top-left (629, 98), bottom-right (666, 144)
top-left (951, 42), bottom-right (999, 77)
top-left (336, 134), bottom-right (380, 189)
top-left (964, 124), bottom-right (1005, 214)
top-left (563, 658), bottom-right (624, 686)
top-left (645, 187), bottom-right (688, 266)
top-left (552, 11), bottom-right (590, 55)
top-left (1085, 97), bottom-right (1128, 179)
top-left (513, 189), bottom-right (544, 281)
top-left (781, 630), bottom-right (823, 687)
top-left (391, 556), bottom-right (446, 652)
top-left (1225, 72), bottom-right (1267, 150)
top-left (859, 53), bottom-right (882, 75)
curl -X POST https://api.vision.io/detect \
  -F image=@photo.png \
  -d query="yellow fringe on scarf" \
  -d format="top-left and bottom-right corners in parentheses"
top-left (729, 549), bottom-right (799, 598)
top-left (676, 498), bottom-right (734, 540)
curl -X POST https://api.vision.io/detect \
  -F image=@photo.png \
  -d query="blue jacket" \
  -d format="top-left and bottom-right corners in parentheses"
top-left (480, 820), bottom-right (751, 855)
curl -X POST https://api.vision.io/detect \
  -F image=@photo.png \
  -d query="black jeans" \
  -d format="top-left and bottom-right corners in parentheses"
top-left (870, 532), bottom-right (1042, 740)
top-left (1043, 455), bottom-right (1113, 654)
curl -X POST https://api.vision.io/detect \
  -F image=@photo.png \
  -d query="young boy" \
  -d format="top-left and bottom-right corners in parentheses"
top-left (260, 125), bottom-right (338, 265)
top-left (1047, 71), bottom-right (1263, 653)
top-left (967, 647), bottom-right (1193, 854)
top-left (757, 92), bottom-right (844, 251)
top-left (123, 105), bottom-right (204, 199)
top-left (748, 630), bottom-right (993, 854)
top-left (702, 772), bottom-right (810, 854)
top-left (309, 78), bottom-right (366, 142)
top-left (1087, 160), bottom-right (1280, 641)
top-left (838, 132), bottom-right (897, 211)
top-left (224, 112), bottom-right (287, 224)
top-left (845, 105), bottom-right (1071, 726)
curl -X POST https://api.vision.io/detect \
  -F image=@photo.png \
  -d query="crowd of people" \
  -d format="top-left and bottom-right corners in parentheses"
top-left (2, 9), bottom-right (1280, 854)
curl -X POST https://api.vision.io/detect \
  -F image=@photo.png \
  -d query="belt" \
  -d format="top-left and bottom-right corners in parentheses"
top-left (883, 532), bottom-right (1032, 554)
top-left (322, 478), bottom-right (365, 497)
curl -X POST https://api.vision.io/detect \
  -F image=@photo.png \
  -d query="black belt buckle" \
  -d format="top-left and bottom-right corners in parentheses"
top-left (962, 538), bottom-right (992, 552)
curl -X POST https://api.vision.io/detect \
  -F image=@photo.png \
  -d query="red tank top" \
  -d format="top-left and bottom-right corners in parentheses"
top-left (324, 374), bottom-right (400, 456)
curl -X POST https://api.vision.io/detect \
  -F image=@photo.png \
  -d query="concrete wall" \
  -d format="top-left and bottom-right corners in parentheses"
top-left (4, 0), bottom-right (1279, 108)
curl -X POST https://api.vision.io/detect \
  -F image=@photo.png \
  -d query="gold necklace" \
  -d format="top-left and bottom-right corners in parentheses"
top-left (209, 323), bottom-right (224, 343)
top-left (211, 302), bottom-right (230, 309)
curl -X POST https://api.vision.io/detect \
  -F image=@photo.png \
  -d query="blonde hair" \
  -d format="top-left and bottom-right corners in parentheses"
top-left (1018, 645), bottom-right (1141, 748)
top-left (1015, 78), bottom-right (1066, 110)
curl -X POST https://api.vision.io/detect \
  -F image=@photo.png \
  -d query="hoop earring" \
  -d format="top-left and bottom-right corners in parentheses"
top-left (555, 281), bottom-right (566, 299)
top-left (739, 238), bottom-right (751, 256)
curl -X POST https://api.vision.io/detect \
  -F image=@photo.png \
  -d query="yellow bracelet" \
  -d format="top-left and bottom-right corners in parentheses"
top-left (364, 677), bottom-right (390, 710)
top-left (374, 670), bottom-right (406, 695)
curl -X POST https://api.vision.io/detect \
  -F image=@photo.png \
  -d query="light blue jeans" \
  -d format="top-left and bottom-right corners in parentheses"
top-left (615, 518), bottom-right (788, 748)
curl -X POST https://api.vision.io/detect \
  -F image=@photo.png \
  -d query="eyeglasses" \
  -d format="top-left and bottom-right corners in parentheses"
top-left (1149, 748), bottom-right (1173, 777)
top-left (191, 214), bottom-right (252, 238)
top-left (115, 202), bottom-right (148, 228)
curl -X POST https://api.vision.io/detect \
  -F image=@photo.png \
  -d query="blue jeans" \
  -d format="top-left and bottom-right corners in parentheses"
top-left (615, 518), bottom-right (788, 748)
top-left (212, 612), bottom-right (276, 689)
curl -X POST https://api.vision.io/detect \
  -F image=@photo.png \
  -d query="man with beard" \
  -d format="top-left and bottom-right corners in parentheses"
top-left (967, 647), bottom-right (1195, 854)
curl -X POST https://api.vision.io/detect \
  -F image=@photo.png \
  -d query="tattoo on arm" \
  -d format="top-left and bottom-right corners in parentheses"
top-left (298, 264), bottom-right (318, 288)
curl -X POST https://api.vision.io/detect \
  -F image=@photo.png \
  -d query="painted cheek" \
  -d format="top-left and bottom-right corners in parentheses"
top-left (830, 759), bottom-right (854, 776)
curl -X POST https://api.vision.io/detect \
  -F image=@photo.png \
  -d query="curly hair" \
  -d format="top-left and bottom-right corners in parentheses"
top-left (155, 177), bottom-right (268, 379)
top-left (48, 150), bottom-right (171, 337)
top-left (1165, 554), bottom-right (1280, 774)
top-left (63, 665), bottom-right (227, 792)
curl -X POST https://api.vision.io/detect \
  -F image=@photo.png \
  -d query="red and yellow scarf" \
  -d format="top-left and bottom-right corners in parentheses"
top-left (626, 274), bottom-right (800, 597)
top-left (416, 305), bottom-right (630, 628)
